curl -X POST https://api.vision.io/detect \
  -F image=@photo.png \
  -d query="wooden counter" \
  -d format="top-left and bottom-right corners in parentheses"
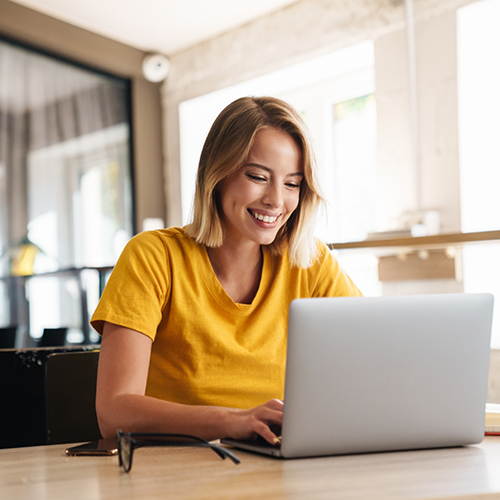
top-left (2, 437), bottom-right (500, 499)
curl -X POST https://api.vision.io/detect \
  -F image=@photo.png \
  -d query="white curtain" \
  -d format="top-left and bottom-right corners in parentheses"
top-left (0, 38), bottom-right (133, 339)
top-left (0, 40), bottom-right (133, 270)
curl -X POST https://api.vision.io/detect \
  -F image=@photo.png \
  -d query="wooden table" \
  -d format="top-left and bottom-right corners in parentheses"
top-left (2, 438), bottom-right (500, 499)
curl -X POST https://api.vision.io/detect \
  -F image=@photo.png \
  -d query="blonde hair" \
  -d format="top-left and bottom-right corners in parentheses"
top-left (185, 96), bottom-right (324, 268)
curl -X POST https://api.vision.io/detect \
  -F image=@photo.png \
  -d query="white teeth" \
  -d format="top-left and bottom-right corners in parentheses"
top-left (251, 211), bottom-right (278, 223)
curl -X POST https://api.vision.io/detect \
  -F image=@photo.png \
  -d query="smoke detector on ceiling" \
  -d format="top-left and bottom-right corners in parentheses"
top-left (142, 53), bottom-right (170, 82)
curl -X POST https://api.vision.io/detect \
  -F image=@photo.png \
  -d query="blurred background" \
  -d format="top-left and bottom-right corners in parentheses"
top-left (0, 0), bottom-right (499, 397)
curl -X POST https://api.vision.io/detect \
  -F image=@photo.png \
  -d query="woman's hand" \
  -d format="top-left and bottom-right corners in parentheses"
top-left (97, 322), bottom-right (284, 444)
top-left (223, 399), bottom-right (284, 445)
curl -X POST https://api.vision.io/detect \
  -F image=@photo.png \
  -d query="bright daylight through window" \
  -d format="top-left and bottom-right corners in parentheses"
top-left (458, 0), bottom-right (500, 348)
top-left (0, 39), bottom-right (133, 344)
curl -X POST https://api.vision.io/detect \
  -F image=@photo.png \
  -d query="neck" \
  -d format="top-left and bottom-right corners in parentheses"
top-left (207, 242), bottom-right (263, 304)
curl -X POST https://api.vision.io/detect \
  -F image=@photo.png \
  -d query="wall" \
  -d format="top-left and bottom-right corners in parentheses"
top-left (375, 9), bottom-right (461, 234)
top-left (0, 0), bottom-right (165, 232)
top-left (162, 0), bottom-right (480, 230)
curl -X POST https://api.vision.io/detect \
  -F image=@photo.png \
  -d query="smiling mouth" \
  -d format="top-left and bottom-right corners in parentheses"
top-left (249, 210), bottom-right (279, 223)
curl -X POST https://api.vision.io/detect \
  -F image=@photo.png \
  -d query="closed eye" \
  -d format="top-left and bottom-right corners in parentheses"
top-left (246, 173), bottom-right (267, 182)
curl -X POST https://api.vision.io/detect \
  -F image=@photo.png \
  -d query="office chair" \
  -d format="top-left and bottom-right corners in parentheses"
top-left (45, 350), bottom-right (102, 444)
top-left (0, 326), bottom-right (17, 349)
top-left (39, 327), bottom-right (68, 347)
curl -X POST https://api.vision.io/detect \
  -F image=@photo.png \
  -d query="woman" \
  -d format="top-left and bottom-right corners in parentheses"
top-left (91, 96), bottom-right (361, 445)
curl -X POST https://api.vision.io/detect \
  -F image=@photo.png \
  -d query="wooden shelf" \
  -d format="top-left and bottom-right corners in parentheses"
top-left (327, 230), bottom-right (500, 251)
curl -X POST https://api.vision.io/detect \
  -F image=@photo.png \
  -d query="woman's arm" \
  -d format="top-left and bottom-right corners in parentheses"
top-left (96, 322), bottom-right (283, 443)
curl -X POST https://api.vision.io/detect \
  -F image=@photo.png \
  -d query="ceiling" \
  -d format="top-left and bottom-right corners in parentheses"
top-left (9, 0), bottom-right (301, 55)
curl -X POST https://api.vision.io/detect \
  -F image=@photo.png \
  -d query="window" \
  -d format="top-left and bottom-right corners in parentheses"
top-left (458, 0), bottom-right (500, 348)
top-left (332, 94), bottom-right (377, 243)
top-left (179, 41), bottom-right (375, 241)
top-left (0, 37), bottom-right (134, 344)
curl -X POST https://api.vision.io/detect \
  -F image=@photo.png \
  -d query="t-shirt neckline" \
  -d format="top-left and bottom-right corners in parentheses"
top-left (200, 244), bottom-right (272, 314)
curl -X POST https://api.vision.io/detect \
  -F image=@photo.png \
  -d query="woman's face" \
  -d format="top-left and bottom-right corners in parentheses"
top-left (218, 127), bottom-right (303, 248)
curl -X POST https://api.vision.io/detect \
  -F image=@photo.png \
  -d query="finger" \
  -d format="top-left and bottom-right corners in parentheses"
top-left (264, 399), bottom-right (284, 410)
top-left (253, 421), bottom-right (281, 445)
top-left (253, 407), bottom-right (283, 426)
top-left (251, 408), bottom-right (283, 445)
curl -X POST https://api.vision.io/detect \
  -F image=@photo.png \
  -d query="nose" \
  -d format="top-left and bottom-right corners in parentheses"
top-left (262, 181), bottom-right (284, 209)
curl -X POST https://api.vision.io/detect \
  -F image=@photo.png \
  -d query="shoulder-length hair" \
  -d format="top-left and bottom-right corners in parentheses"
top-left (185, 96), bottom-right (325, 268)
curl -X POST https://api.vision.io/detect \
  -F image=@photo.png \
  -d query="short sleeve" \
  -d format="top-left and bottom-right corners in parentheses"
top-left (310, 241), bottom-right (362, 298)
top-left (90, 231), bottom-right (170, 340)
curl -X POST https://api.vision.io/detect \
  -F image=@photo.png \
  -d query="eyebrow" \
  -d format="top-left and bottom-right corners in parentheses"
top-left (245, 163), bottom-right (304, 178)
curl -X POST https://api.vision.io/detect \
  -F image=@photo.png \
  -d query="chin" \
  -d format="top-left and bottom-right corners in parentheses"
top-left (258, 238), bottom-right (276, 246)
top-left (255, 231), bottom-right (280, 246)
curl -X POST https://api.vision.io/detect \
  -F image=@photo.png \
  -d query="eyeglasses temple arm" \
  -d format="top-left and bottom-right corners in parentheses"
top-left (116, 432), bottom-right (241, 465)
top-left (210, 444), bottom-right (241, 464)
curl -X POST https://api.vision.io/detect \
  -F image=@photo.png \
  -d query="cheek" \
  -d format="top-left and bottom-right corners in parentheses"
top-left (286, 191), bottom-right (301, 213)
top-left (220, 181), bottom-right (256, 216)
top-left (279, 192), bottom-right (300, 225)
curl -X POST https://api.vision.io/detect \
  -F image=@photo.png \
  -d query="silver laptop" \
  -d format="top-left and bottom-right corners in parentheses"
top-left (222, 293), bottom-right (494, 458)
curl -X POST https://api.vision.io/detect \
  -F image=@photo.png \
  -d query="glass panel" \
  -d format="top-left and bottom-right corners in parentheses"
top-left (0, 38), bottom-right (133, 344)
top-left (0, 280), bottom-right (9, 327)
top-left (457, 1), bottom-right (500, 348)
top-left (0, 159), bottom-right (6, 278)
top-left (81, 268), bottom-right (102, 344)
top-left (27, 123), bottom-right (132, 270)
top-left (27, 276), bottom-right (81, 342)
top-left (335, 251), bottom-right (381, 297)
top-left (458, 0), bottom-right (500, 233)
top-left (462, 243), bottom-right (500, 349)
top-left (332, 94), bottom-right (377, 242)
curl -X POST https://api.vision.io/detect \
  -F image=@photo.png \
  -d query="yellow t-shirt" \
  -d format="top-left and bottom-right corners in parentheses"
top-left (91, 227), bottom-right (361, 409)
